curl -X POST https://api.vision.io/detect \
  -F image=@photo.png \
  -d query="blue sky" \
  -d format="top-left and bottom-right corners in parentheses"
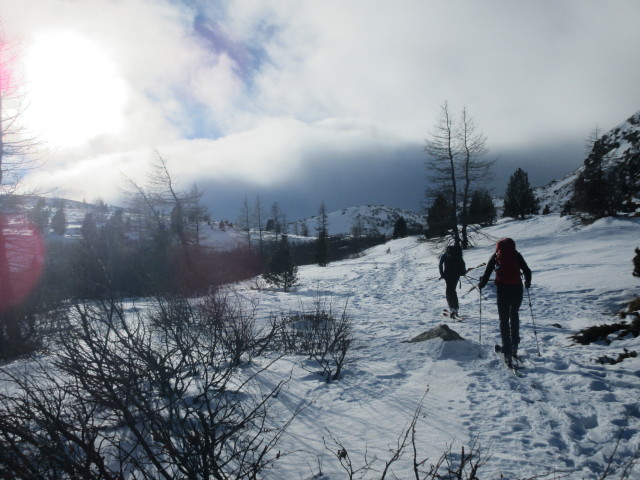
top-left (3, 0), bottom-right (640, 220)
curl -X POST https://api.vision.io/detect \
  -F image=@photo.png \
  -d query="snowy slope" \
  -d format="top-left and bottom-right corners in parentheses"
top-left (596, 109), bottom-right (640, 173)
top-left (535, 109), bottom-right (640, 213)
top-left (3, 213), bottom-right (640, 479)
top-left (247, 214), bottom-right (640, 479)
top-left (535, 169), bottom-right (581, 213)
top-left (19, 195), bottom-right (250, 250)
top-left (293, 204), bottom-right (426, 237)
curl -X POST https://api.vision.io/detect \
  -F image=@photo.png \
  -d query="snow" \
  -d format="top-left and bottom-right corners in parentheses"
top-left (535, 169), bottom-right (581, 213)
top-left (293, 204), bottom-right (427, 237)
top-left (4, 213), bottom-right (640, 479)
top-left (247, 214), bottom-right (640, 479)
top-left (534, 109), bottom-right (640, 214)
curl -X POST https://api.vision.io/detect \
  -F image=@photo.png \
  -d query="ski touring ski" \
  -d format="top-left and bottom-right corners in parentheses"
top-left (442, 308), bottom-right (463, 321)
top-left (494, 345), bottom-right (523, 376)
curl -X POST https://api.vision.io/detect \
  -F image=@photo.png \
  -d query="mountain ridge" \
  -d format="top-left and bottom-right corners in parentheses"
top-left (536, 109), bottom-right (640, 214)
top-left (291, 204), bottom-right (426, 237)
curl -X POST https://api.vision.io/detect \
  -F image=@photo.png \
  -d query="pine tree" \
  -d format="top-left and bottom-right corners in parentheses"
top-left (572, 133), bottom-right (623, 218)
top-left (426, 193), bottom-right (454, 238)
top-left (50, 205), bottom-right (68, 235)
top-left (502, 168), bottom-right (539, 220)
top-left (392, 216), bottom-right (408, 239)
top-left (573, 163), bottom-right (609, 218)
top-left (468, 189), bottom-right (496, 226)
top-left (315, 201), bottom-right (329, 266)
top-left (28, 198), bottom-right (50, 234)
top-left (81, 212), bottom-right (98, 243)
top-left (264, 234), bottom-right (299, 292)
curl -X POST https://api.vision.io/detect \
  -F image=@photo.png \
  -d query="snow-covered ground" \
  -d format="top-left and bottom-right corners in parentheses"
top-left (246, 213), bottom-right (640, 479)
top-left (3, 213), bottom-right (640, 479)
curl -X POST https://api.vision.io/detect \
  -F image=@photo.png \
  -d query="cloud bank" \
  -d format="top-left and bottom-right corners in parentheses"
top-left (3, 0), bottom-right (640, 219)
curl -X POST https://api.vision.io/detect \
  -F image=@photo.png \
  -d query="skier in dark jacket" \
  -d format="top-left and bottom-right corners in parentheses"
top-left (478, 238), bottom-right (532, 366)
top-left (439, 245), bottom-right (466, 319)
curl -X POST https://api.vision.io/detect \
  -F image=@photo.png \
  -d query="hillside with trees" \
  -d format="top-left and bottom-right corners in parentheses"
top-left (537, 109), bottom-right (640, 218)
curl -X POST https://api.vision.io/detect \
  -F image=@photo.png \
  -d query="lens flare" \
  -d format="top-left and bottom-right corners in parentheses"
top-left (0, 214), bottom-right (45, 313)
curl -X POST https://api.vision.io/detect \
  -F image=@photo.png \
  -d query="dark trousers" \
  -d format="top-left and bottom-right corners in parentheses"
top-left (444, 277), bottom-right (460, 310)
top-left (496, 284), bottom-right (523, 358)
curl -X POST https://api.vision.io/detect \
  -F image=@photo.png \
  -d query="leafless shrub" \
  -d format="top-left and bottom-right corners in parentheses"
top-left (248, 275), bottom-right (269, 291)
top-left (274, 296), bottom-right (353, 382)
top-left (0, 295), bottom-right (292, 479)
top-left (596, 421), bottom-right (640, 480)
top-left (195, 288), bottom-right (279, 366)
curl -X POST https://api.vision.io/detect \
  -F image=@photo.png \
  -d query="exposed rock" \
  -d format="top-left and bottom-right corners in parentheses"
top-left (405, 324), bottom-right (464, 343)
top-left (536, 109), bottom-right (640, 215)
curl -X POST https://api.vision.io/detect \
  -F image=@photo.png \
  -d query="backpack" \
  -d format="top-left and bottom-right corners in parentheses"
top-left (443, 246), bottom-right (466, 277)
top-left (495, 238), bottom-right (521, 285)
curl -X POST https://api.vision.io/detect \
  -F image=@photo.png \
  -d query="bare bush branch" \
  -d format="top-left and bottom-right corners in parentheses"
top-left (0, 294), bottom-right (293, 479)
top-left (273, 295), bottom-right (353, 382)
top-left (323, 391), bottom-right (491, 480)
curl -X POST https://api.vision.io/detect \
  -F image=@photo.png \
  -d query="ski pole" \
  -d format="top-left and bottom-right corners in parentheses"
top-left (526, 287), bottom-right (541, 357)
top-left (463, 275), bottom-right (489, 301)
top-left (478, 286), bottom-right (483, 358)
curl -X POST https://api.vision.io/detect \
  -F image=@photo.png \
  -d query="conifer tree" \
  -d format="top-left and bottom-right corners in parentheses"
top-left (468, 189), bottom-right (496, 226)
top-left (50, 205), bottom-right (67, 235)
top-left (573, 163), bottom-right (609, 217)
top-left (502, 168), bottom-right (539, 220)
top-left (315, 201), bottom-right (329, 266)
top-left (392, 216), bottom-right (408, 239)
top-left (264, 234), bottom-right (298, 292)
top-left (81, 212), bottom-right (98, 243)
top-left (28, 198), bottom-right (50, 233)
top-left (426, 193), bottom-right (454, 238)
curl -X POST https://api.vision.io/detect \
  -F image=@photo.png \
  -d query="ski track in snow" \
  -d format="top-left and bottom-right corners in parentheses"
top-left (253, 215), bottom-right (640, 480)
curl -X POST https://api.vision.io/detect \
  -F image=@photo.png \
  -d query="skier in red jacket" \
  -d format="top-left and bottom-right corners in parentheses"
top-left (478, 238), bottom-right (532, 367)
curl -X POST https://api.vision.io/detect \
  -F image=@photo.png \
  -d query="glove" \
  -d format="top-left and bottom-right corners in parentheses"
top-left (478, 280), bottom-right (486, 290)
top-left (525, 280), bottom-right (531, 289)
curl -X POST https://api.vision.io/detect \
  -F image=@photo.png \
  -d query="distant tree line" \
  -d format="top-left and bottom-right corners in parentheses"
top-left (0, 156), bottom-right (266, 360)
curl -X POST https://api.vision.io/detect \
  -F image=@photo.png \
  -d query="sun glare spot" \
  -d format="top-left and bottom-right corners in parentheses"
top-left (23, 31), bottom-right (128, 148)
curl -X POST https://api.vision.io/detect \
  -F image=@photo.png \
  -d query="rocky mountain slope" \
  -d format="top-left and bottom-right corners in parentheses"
top-left (536, 109), bottom-right (640, 214)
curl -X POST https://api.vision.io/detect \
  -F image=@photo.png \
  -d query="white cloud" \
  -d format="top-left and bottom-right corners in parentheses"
top-left (3, 0), bottom-right (640, 215)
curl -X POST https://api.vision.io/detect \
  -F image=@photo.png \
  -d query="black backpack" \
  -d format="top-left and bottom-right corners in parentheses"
top-left (444, 246), bottom-right (466, 277)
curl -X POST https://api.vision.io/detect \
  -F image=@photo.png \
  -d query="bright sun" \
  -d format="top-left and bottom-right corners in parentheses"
top-left (23, 30), bottom-right (128, 148)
